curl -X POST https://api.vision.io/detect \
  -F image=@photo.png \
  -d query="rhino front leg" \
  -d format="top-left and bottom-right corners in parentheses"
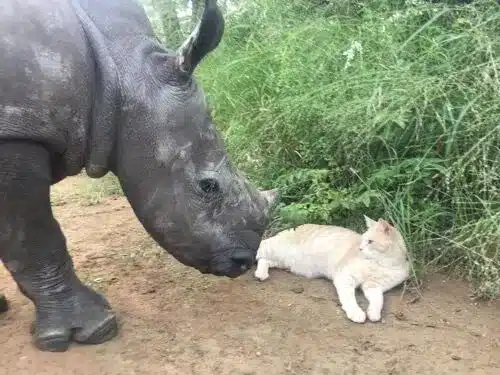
top-left (0, 141), bottom-right (118, 352)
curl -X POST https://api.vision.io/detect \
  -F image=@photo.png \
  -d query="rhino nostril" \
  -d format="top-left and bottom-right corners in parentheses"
top-left (231, 250), bottom-right (255, 271)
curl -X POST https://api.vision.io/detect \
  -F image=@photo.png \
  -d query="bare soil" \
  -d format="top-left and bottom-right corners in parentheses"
top-left (1, 175), bottom-right (499, 375)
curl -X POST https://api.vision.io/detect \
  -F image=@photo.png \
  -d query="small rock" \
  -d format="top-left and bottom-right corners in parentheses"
top-left (451, 355), bottom-right (461, 361)
top-left (291, 286), bottom-right (304, 294)
top-left (256, 351), bottom-right (262, 357)
top-left (310, 295), bottom-right (327, 302)
top-left (362, 340), bottom-right (373, 351)
top-left (394, 311), bottom-right (407, 321)
top-left (408, 295), bottom-right (421, 304)
top-left (352, 347), bottom-right (362, 355)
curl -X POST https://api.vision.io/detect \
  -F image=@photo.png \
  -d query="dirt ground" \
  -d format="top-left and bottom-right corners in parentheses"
top-left (1, 175), bottom-right (499, 375)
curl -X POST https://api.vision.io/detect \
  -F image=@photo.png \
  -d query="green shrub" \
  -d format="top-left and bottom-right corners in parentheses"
top-left (194, 0), bottom-right (500, 298)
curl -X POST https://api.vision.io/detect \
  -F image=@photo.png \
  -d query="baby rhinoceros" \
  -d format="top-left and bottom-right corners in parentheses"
top-left (0, 0), bottom-right (278, 352)
top-left (254, 216), bottom-right (410, 323)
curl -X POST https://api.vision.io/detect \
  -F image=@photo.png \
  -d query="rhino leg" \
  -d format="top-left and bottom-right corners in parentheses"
top-left (0, 142), bottom-right (118, 352)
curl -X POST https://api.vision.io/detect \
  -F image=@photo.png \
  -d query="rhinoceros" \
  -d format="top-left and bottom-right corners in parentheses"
top-left (0, 0), bottom-right (278, 352)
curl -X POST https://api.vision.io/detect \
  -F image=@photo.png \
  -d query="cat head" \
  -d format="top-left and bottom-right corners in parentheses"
top-left (359, 215), bottom-right (407, 259)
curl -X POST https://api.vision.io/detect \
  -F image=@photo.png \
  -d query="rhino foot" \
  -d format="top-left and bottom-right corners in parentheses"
top-left (0, 142), bottom-right (119, 352)
top-left (0, 294), bottom-right (8, 313)
top-left (31, 284), bottom-right (118, 352)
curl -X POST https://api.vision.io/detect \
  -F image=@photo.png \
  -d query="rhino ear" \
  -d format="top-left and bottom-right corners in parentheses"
top-left (176, 0), bottom-right (225, 76)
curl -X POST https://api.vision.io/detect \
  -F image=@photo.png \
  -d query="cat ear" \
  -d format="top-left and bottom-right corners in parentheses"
top-left (364, 215), bottom-right (377, 229)
top-left (378, 219), bottom-right (392, 234)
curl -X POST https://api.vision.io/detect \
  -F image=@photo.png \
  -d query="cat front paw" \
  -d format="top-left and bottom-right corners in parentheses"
top-left (367, 308), bottom-right (381, 322)
top-left (346, 308), bottom-right (366, 323)
top-left (254, 269), bottom-right (269, 281)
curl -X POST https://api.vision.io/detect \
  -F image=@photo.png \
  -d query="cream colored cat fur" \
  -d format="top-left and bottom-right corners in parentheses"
top-left (254, 216), bottom-right (410, 323)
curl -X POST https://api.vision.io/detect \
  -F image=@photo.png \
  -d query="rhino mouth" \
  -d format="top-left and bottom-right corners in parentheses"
top-left (206, 246), bottom-right (257, 278)
top-left (151, 225), bottom-right (262, 278)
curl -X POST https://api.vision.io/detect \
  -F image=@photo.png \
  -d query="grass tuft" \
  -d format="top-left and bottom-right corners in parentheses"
top-left (195, 0), bottom-right (500, 298)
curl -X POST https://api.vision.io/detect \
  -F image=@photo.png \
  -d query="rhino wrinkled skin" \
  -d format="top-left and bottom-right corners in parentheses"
top-left (0, 0), bottom-right (278, 352)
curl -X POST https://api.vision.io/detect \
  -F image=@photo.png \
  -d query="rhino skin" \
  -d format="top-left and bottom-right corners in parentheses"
top-left (0, 0), bottom-right (278, 352)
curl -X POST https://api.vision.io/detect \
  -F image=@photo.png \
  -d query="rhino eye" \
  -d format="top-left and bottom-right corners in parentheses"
top-left (198, 178), bottom-right (220, 195)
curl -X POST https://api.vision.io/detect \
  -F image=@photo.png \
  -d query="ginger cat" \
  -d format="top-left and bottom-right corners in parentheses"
top-left (254, 216), bottom-right (410, 323)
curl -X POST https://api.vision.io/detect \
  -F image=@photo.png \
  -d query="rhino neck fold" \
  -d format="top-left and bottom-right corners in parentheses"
top-left (71, 0), bottom-right (177, 178)
top-left (71, 0), bottom-right (123, 178)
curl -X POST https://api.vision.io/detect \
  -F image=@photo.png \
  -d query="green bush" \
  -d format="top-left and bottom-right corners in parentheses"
top-left (193, 0), bottom-right (500, 298)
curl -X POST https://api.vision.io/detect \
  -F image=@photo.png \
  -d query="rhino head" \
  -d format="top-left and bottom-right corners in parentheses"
top-left (106, 0), bottom-right (278, 278)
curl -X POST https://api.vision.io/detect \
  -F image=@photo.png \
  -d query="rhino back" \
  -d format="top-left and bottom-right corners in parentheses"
top-left (0, 0), bottom-right (93, 181)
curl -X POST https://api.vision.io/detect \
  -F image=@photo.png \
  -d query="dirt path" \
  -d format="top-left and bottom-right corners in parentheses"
top-left (1, 176), bottom-right (499, 375)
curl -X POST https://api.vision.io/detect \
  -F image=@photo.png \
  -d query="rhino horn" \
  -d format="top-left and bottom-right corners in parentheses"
top-left (261, 189), bottom-right (280, 208)
top-left (176, 0), bottom-right (225, 76)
